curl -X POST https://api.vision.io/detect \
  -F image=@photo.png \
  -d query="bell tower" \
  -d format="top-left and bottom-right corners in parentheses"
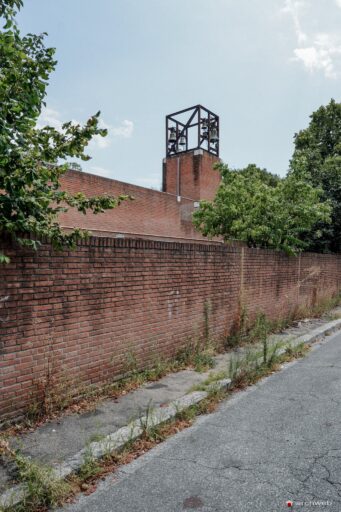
top-left (162, 105), bottom-right (221, 201)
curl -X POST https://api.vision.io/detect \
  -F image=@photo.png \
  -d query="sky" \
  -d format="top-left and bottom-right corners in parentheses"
top-left (18, 0), bottom-right (341, 189)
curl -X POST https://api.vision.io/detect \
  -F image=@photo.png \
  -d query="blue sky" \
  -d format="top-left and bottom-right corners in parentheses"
top-left (18, 0), bottom-right (341, 188)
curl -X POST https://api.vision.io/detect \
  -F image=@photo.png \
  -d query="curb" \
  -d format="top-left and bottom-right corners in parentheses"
top-left (1, 319), bottom-right (341, 509)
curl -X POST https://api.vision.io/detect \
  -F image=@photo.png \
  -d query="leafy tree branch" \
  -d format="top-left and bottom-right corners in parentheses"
top-left (0, 0), bottom-right (128, 263)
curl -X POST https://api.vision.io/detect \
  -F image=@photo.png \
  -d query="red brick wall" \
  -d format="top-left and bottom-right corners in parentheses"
top-left (58, 150), bottom-right (221, 240)
top-left (59, 170), bottom-right (208, 241)
top-left (0, 237), bottom-right (340, 422)
top-left (162, 150), bottom-right (221, 200)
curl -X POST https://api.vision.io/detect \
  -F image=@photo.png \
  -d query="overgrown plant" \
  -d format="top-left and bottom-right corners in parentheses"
top-left (203, 299), bottom-right (212, 343)
top-left (176, 338), bottom-right (215, 372)
top-left (12, 453), bottom-right (70, 512)
top-left (0, 0), bottom-right (128, 263)
top-left (226, 310), bottom-right (274, 350)
top-left (138, 400), bottom-right (155, 437)
top-left (77, 447), bottom-right (101, 482)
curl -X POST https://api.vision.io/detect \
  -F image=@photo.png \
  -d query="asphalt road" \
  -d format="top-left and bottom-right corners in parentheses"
top-left (59, 331), bottom-right (341, 512)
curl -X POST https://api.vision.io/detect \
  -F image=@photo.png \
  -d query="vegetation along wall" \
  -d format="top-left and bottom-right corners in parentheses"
top-left (1, 236), bottom-right (341, 422)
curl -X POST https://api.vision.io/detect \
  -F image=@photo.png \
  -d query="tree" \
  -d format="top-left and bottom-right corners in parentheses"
top-left (0, 0), bottom-right (126, 263)
top-left (229, 163), bottom-right (281, 188)
top-left (290, 99), bottom-right (341, 252)
top-left (193, 164), bottom-right (331, 255)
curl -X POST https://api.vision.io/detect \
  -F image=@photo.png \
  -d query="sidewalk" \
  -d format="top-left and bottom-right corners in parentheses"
top-left (1, 307), bottom-right (341, 506)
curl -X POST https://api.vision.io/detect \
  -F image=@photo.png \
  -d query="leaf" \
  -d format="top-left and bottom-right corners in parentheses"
top-left (0, 252), bottom-right (10, 264)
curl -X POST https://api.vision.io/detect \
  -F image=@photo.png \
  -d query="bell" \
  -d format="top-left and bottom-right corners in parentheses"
top-left (179, 135), bottom-right (186, 147)
top-left (210, 126), bottom-right (219, 143)
top-left (169, 129), bottom-right (176, 143)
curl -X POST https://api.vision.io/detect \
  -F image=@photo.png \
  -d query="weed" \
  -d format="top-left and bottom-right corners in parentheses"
top-left (77, 447), bottom-right (101, 481)
top-left (174, 405), bottom-right (197, 423)
top-left (26, 371), bottom-right (78, 425)
top-left (193, 370), bottom-right (228, 391)
top-left (122, 350), bottom-right (138, 375)
top-left (284, 342), bottom-right (309, 360)
top-left (143, 357), bottom-right (172, 381)
top-left (327, 312), bottom-right (341, 320)
top-left (138, 400), bottom-right (155, 437)
top-left (176, 338), bottom-right (215, 372)
top-left (225, 293), bottom-right (341, 353)
top-left (226, 343), bottom-right (283, 390)
top-left (291, 293), bottom-right (341, 322)
top-left (87, 433), bottom-right (105, 444)
top-left (4, 453), bottom-right (70, 512)
top-left (266, 341), bottom-right (284, 367)
top-left (203, 299), bottom-right (212, 343)
top-left (225, 311), bottom-right (271, 350)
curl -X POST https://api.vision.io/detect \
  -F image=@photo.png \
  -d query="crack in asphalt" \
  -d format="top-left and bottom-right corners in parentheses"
top-left (288, 451), bottom-right (341, 503)
top-left (158, 445), bottom-right (341, 505)
top-left (159, 454), bottom-right (299, 497)
top-left (156, 455), bottom-right (254, 472)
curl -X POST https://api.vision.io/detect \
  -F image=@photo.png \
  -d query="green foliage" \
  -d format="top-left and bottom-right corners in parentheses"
top-left (193, 163), bottom-right (331, 255)
top-left (0, 1), bottom-right (127, 262)
top-left (229, 163), bottom-right (281, 187)
top-left (176, 338), bottom-right (215, 372)
top-left (77, 447), bottom-right (101, 481)
top-left (12, 453), bottom-right (70, 511)
top-left (290, 99), bottom-right (341, 252)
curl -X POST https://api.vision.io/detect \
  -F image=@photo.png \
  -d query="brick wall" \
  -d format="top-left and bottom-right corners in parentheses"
top-left (162, 150), bottom-right (221, 200)
top-left (59, 150), bottom-right (220, 241)
top-left (1, 237), bottom-right (340, 422)
top-left (59, 169), bottom-right (206, 241)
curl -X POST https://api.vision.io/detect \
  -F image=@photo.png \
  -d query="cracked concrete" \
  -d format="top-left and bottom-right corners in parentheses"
top-left (57, 329), bottom-right (341, 512)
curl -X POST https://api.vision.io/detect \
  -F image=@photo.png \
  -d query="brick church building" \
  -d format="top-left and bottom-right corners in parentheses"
top-left (59, 105), bottom-right (221, 242)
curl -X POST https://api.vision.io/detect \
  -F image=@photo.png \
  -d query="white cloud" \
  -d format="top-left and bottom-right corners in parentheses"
top-left (38, 107), bottom-right (134, 150)
top-left (282, 0), bottom-right (341, 78)
top-left (282, 0), bottom-right (307, 44)
top-left (112, 120), bottom-right (134, 138)
top-left (37, 107), bottom-right (63, 130)
top-left (91, 119), bottom-right (134, 149)
top-left (294, 33), bottom-right (341, 78)
top-left (294, 47), bottom-right (319, 69)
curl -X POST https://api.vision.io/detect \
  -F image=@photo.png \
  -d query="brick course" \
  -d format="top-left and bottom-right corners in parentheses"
top-left (1, 237), bottom-right (340, 422)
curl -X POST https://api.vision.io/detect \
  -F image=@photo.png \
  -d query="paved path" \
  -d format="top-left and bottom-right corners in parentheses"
top-left (59, 330), bottom-right (341, 512)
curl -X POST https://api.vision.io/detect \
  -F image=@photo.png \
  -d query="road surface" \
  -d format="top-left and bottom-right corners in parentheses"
top-left (59, 331), bottom-right (341, 512)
